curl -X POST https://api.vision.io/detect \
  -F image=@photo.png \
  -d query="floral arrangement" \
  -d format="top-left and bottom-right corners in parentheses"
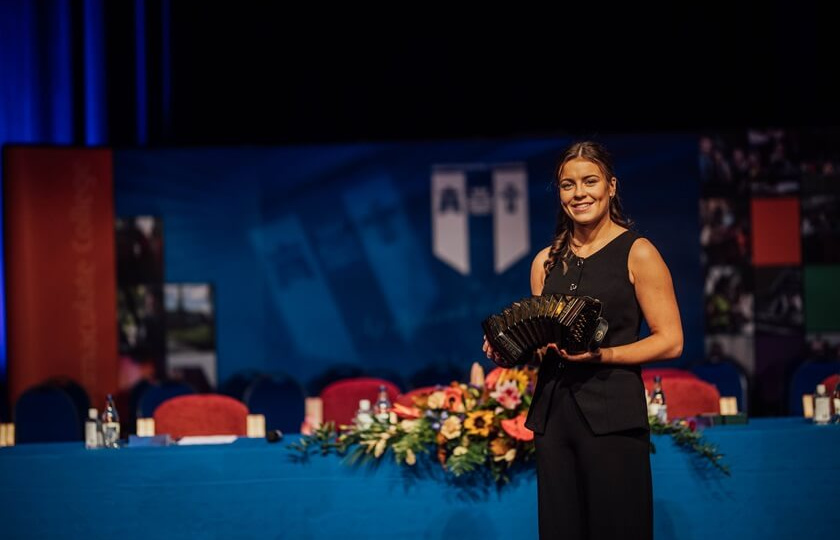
top-left (289, 363), bottom-right (729, 483)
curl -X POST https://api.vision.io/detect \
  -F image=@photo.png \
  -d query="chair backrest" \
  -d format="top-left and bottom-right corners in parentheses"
top-left (219, 369), bottom-right (263, 402)
top-left (319, 377), bottom-right (400, 426)
top-left (788, 360), bottom-right (840, 415)
top-left (691, 361), bottom-right (749, 413)
top-left (44, 376), bottom-right (91, 433)
top-left (364, 368), bottom-right (406, 394)
top-left (243, 374), bottom-right (306, 433)
top-left (14, 384), bottom-right (82, 443)
top-left (136, 380), bottom-right (196, 419)
top-left (641, 367), bottom-right (698, 384)
top-left (395, 385), bottom-right (439, 407)
top-left (306, 364), bottom-right (366, 396)
top-left (643, 377), bottom-right (721, 419)
top-left (821, 373), bottom-right (840, 395)
top-left (153, 394), bottom-right (248, 439)
top-left (0, 380), bottom-right (9, 422)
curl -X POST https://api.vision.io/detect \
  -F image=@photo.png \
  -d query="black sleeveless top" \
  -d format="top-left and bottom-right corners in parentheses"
top-left (524, 230), bottom-right (650, 435)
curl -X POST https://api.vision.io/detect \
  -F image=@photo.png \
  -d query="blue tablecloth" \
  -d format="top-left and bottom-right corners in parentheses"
top-left (1, 418), bottom-right (838, 539)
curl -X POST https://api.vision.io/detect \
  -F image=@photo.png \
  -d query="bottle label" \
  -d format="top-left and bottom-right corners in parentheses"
top-left (355, 412), bottom-right (373, 430)
top-left (102, 421), bottom-right (120, 448)
top-left (85, 422), bottom-right (100, 449)
top-left (657, 405), bottom-right (668, 424)
top-left (814, 397), bottom-right (831, 424)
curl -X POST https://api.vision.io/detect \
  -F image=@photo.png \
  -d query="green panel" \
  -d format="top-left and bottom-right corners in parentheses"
top-left (805, 266), bottom-right (840, 332)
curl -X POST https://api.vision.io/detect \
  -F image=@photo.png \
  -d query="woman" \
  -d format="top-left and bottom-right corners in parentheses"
top-left (483, 141), bottom-right (683, 539)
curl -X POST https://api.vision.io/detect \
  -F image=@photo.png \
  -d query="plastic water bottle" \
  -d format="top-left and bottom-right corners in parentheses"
top-left (84, 408), bottom-right (101, 449)
top-left (813, 384), bottom-right (831, 425)
top-left (648, 376), bottom-right (668, 423)
top-left (101, 394), bottom-right (121, 448)
top-left (355, 399), bottom-right (374, 430)
top-left (373, 385), bottom-right (391, 424)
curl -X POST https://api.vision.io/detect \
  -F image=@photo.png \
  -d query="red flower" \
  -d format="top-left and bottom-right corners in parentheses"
top-left (501, 413), bottom-right (534, 441)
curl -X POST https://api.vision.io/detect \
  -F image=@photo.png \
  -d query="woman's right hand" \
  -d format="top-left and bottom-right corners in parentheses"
top-left (482, 335), bottom-right (501, 363)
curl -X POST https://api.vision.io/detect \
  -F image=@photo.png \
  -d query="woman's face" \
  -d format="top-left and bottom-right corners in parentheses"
top-left (557, 157), bottom-right (616, 227)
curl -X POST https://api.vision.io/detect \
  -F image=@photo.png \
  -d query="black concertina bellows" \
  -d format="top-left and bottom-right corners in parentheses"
top-left (481, 294), bottom-right (609, 368)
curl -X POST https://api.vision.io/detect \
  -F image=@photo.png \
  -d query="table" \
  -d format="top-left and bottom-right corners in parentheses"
top-left (1, 418), bottom-right (838, 539)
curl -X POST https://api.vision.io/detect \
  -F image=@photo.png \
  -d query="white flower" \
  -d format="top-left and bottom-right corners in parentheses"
top-left (427, 391), bottom-right (446, 409)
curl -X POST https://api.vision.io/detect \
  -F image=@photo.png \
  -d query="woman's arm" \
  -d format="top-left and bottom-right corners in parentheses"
top-left (560, 238), bottom-right (683, 365)
top-left (530, 246), bottom-right (550, 296)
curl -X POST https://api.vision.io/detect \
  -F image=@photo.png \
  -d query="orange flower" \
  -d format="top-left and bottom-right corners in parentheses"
top-left (485, 367), bottom-right (505, 390)
top-left (501, 413), bottom-right (534, 441)
top-left (444, 386), bottom-right (465, 412)
top-left (392, 402), bottom-right (421, 419)
top-left (489, 437), bottom-right (512, 456)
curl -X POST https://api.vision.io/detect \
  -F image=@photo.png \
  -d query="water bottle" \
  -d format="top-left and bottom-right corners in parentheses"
top-left (101, 394), bottom-right (121, 448)
top-left (373, 385), bottom-right (391, 424)
top-left (648, 376), bottom-right (668, 423)
top-left (84, 408), bottom-right (101, 449)
top-left (355, 399), bottom-right (374, 430)
top-left (813, 384), bottom-right (831, 425)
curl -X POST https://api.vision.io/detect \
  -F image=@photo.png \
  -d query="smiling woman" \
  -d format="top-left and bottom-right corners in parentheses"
top-left (484, 140), bottom-right (684, 540)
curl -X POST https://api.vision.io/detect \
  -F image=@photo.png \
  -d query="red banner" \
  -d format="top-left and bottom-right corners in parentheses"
top-left (5, 147), bottom-right (118, 410)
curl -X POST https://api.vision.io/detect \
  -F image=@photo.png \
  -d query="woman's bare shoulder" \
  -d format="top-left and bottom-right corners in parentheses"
top-left (533, 246), bottom-right (552, 266)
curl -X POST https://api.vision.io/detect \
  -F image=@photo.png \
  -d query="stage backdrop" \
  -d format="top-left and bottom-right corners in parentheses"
top-left (114, 134), bottom-right (704, 390)
top-left (4, 147), bottom-right (118, 408)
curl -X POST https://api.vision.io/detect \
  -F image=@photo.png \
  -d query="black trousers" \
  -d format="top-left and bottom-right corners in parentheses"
top-left (534, 384), bottom-right (653, 540)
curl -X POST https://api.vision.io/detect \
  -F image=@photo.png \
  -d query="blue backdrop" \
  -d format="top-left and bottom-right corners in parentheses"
top-left (114, 134), bottom-right (702, 390)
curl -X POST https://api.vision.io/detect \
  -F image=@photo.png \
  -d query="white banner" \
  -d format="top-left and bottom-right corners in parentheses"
top-left (493, 166), bottom-right (530, 274)
top-left (431, 170), bottom-right (469, 275)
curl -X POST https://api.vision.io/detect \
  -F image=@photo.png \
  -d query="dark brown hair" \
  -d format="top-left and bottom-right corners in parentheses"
top-left (543, 141), bottom-right (633, 277)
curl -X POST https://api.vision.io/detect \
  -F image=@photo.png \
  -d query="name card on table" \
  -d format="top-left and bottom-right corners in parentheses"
top-left (719, 396), bottom-right (738, 416)
top-left (802, 394), bottom-right (814, 418)
top-left (0, 423), bottom-right (14, 447)
top-left (301, 397), bottom-right (323, 435)
top-left (247, 414), bottom-right (266, 438)
top-left (136, 418), bottom-right (156, 437)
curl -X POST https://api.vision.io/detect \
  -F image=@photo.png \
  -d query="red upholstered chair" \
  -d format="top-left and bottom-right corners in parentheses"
top-left (395, 385), bottom-right (439, 407)
top-left (153, 394), bottom-right (248, 439)
top-left (319, 377), bottom-right (400, 426)
top-left (822, 373), bottom-right (840, 395)
top-left (641, 367), bottom-right (698, 384)
top-left (643, 377), bottom-right (721, 419)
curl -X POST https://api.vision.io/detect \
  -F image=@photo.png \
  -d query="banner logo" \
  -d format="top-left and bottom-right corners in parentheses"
top-left (432, 165), bottom-right (530, 275)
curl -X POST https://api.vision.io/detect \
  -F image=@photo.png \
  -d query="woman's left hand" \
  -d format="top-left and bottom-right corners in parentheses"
top-left (547, 343), bottom-right (603, 363)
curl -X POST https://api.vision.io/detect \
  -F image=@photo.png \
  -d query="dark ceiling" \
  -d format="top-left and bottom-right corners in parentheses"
top-left (109, 4), bottom-right (839, 146)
